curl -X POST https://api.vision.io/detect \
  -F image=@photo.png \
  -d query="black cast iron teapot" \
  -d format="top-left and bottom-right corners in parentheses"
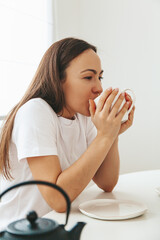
top-left (0, 180), bottom-right (86, 240)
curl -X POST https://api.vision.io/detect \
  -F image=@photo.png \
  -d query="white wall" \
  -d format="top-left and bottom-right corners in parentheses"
top-left (55, 0), bottom-right (160, 173)
top-left (0, 0), bottom-right (55, 118)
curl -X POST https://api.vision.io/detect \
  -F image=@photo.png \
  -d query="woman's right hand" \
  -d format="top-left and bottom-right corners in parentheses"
top-left (89, 88), bottom-right (130, 142)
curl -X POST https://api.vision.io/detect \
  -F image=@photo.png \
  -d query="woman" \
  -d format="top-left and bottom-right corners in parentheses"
top-left (0, 37), bottom-right (135, 229)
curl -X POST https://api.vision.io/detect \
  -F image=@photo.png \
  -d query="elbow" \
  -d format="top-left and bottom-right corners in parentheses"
top-left (49, 196), bottom-right (69, 213)
top-left (54, 203), bottom-right (67, 213)
top-left (97, 180), bottom-right (118, 193)
top-left (43, 187), bottom-right (70, 213)
top-left (102, 185), bottom-right (115, 192)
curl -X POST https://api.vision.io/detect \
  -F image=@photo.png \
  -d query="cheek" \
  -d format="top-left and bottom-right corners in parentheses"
top-left (76, 90), bottom-right (90, 103)
top-left (63, 81), bottom-right (91, 104)
top-left (69, 86), bottom-right (88, 98)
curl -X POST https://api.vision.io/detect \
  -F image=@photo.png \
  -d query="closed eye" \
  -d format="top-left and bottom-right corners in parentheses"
top-left (84, 76), bottom-right (103, 81)
top-left (84, 76), bottom-right (92, 80)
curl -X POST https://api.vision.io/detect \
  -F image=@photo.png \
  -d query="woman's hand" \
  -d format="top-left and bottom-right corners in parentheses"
top-left (118, 92), bottom-right (135, 134)
top-left (89, 88), bottom-right (130, 143)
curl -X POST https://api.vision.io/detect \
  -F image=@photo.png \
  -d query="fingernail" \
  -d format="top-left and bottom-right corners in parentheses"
top-left (127, 102), bottom-right (130, 108)
top-left (107, 87), bottom-right (112, 91)
top-left (114, 88), bottom-right (119, 92)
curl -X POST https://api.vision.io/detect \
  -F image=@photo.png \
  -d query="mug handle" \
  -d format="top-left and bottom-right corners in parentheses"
top-left (122, 88), bottom-right (136, 114)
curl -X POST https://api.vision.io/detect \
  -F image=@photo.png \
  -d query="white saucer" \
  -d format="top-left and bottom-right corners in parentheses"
top-left (155, 187), bottom-right (160, 195)
top-left (79, 199), bottom-right (147, 220)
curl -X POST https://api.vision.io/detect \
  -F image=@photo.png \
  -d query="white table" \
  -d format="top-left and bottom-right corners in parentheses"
top-left (43, 170), bottom-right (160, 240)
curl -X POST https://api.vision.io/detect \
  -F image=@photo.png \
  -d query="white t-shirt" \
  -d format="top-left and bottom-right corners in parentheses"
top-left (0, 98), bottom-right (96, 230)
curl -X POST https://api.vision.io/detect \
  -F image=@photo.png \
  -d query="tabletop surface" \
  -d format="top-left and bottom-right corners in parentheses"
top-left (43, 170), bottom-right (160, 240)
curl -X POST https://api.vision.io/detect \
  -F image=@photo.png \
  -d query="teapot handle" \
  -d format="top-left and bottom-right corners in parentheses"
top-left (0, 180), bottom-right (71, 226)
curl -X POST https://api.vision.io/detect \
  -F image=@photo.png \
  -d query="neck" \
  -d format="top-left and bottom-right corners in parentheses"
top-left (58, 108), bottom-right (76, 120)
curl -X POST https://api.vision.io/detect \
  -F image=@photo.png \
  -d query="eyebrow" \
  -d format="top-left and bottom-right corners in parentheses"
top-left (80, 69), bottom-right (104, 75)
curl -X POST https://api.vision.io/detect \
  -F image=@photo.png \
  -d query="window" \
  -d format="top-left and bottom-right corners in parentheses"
top-left (0, 0), bottom-right (55, 126)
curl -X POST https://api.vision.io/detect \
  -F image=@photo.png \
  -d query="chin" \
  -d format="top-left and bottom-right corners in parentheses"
top-left (77, 105), bottom-right (91, 117)
top-left (82, 109), bottom-right (91, 117)
top-left (86, 112), bottom-right (91, 117)
top-left (77, 110), bottom-right (90, 117)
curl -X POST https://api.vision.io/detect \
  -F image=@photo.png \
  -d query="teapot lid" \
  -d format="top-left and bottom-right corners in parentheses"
top-left (6, 211), bottom-right (58, 236)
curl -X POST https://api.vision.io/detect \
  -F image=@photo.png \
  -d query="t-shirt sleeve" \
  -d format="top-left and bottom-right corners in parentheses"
top-left (86, 117), bottom-right (97, 147)
top-left (12, 99), bottom-right (58, 161)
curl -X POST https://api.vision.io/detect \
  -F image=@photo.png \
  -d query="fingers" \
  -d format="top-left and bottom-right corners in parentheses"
top-left (96, 88), bottom-right (134, 123)
top-left (125, 92), bottom-right (131, 101)
top-left (125, 92), bottom-right (132, 109)
top-left (98, 88), bottom-right (120, 115)
top-left (128, 105), bottom-right (135, 121)
top-left (96, 87), bottom-right (112, 112)
top-left (116, 101), bottom-right (130, 121)
top-left (119, 105), bottom-right (135, 134)
top-left (89, 99), bottom-right (96, 117)
top-left (109, 92), bottom-right (125, 117)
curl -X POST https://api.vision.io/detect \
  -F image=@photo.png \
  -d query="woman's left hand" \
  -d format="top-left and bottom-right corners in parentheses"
top-left (118, 93), bottom-right (135, 135)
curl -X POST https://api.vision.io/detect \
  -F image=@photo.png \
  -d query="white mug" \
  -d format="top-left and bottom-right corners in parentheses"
top-left (111, 88), bottom-right (136, 123)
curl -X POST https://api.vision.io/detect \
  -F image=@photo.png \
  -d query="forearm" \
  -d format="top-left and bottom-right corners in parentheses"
top-left (54, 135), bottom-right (114, 209)
top-left (27, 134), bottom-right (114, 213)
top-left (93, 137), bottom-right (120, 192)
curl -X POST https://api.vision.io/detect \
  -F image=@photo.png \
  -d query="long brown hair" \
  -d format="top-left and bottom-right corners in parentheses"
top-left (0, 37), bottom-right (97, 180)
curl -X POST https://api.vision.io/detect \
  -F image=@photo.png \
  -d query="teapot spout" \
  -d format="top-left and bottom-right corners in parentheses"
top-left (69, 222), bottom-right (86, 240)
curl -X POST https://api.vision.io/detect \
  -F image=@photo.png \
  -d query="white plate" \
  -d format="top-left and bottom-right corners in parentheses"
top-left (79, 199), bottom-right (147, 220)
top-left (155, 187), bottom-right (160, 195)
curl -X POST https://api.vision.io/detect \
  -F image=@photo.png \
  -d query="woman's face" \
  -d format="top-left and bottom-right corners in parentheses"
top-left (61, 49), bottom-right (103, 119)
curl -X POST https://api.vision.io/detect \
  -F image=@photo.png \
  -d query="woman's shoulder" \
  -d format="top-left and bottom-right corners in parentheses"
top-left (15, 98), bottom-right (58, 125)
top-left (17, 98), bottom-right (56, 118)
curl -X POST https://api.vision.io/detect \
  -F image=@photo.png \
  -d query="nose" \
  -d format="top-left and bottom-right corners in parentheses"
top-left (92, 79), bottom-right (103, 95)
